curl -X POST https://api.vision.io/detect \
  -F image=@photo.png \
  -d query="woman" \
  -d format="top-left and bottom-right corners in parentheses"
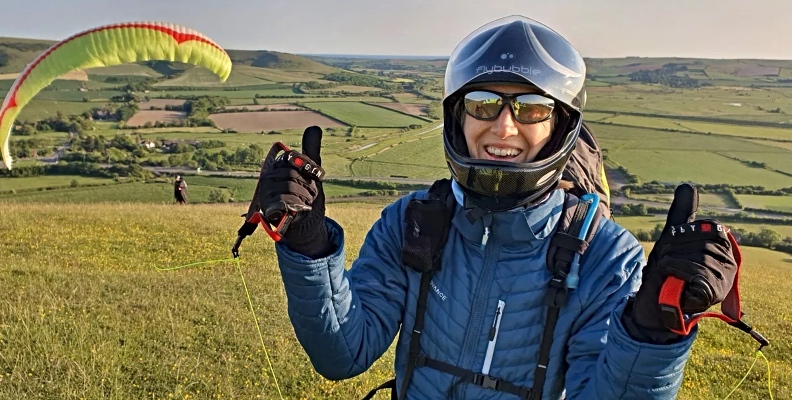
top-left (256, 15), bottom-right (739, 400)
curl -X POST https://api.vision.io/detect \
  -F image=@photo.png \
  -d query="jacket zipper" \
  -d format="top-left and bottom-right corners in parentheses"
top-left (482, 299), bottom-right (505, 375)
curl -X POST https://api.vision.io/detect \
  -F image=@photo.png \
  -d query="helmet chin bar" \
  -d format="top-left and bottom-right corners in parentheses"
top-left (442, 109), bottom-right (580, 214)
top-left (460, 177), bottom-right (560, 213)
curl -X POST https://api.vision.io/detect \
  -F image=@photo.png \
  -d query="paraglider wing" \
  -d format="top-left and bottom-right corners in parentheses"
top-left (0, 21), bottom-right (233, 169)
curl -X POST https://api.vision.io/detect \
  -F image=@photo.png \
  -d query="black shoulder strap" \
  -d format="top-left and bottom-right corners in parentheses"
top-left (531, 192), bottom-right (603, 400)
top-left (398, 178), bottom-right (455, 400)
top-left (400, 179), bottom-right (455, 273)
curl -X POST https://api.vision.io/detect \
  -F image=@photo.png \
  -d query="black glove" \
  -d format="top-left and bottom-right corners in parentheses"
top-left (257, 126), bottom-right (333, 258)
top-left (624, 184), bottom-right (740, 343)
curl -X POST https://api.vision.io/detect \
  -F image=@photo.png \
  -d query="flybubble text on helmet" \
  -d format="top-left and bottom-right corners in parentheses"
top-left (442, 15), bottom-right (587, 212)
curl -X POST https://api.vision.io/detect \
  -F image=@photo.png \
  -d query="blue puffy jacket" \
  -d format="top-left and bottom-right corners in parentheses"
top-left (275, 187), bottom-right (697, 399)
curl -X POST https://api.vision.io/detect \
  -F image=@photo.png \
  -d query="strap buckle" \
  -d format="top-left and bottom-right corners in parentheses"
top-left (473, 374), bottom-right (500, 390)
top-left (544, 277), bottom-right (569, 307)
top-left (414, 355), bottom-right (427, 367)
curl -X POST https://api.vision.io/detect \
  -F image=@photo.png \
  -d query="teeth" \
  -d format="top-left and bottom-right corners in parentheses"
top-left (485, 146), bottom-right (522, 157)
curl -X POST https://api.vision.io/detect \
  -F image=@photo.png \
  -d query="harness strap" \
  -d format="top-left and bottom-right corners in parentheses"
top-left (531, 194), bottom-right (596, 400)
top-left (415, 355), bottom-right (532, 399)
top-left (399, 271), bottom-right (435, 400)
top-left (361, 379), bottom-right (397, 400)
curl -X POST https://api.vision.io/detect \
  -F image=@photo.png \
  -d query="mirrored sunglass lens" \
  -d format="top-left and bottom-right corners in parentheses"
top-left (464, 91), bottom-right (503, 119)
top-left (513, 94), bottom-right (554, 122)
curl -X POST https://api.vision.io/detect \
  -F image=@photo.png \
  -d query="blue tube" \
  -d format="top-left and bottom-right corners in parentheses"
top-left (566, 193), bottom-right (600, 289)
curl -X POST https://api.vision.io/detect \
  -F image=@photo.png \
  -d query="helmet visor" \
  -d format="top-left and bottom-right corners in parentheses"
top-left (463, 90), bottom-right (555, 124)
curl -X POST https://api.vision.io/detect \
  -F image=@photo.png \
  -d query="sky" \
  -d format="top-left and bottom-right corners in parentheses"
top-left (1, 0), bottom-right (791, 59)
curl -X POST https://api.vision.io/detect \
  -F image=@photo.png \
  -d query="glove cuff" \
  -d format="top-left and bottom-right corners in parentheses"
top-left (282, 209), bottom-right (334, 259)
top-left (622, 297), bottom-right (685, 344)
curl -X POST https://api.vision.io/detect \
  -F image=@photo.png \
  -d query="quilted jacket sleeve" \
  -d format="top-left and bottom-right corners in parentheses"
top-left (563, 221), bottom-right (697, 400)
top-left (274, 197), bottom-right (410, 380)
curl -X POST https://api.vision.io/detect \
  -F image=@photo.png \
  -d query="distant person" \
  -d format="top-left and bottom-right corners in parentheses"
top-left (174, 175), bottom-right (188, 204)
top-left (249, 15), bottom-right (746, 400)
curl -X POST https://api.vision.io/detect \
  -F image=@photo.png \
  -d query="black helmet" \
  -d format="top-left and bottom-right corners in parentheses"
top-left (442, 15), bottom-right (586, 212)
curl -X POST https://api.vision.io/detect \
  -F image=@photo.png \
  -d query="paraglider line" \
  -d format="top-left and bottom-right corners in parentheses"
top-left (722, 350), bottom-right (773, 400)
top-left (154, 257), bottom-right (285, 399)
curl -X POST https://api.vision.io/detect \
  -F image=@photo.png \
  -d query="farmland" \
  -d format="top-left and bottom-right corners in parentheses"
top-left (209, 110), bottom-right (348, 132)
top-left (3, 41), bottom-right (792, 399)
top-left (3, 54), bottom-right (792, 200)
top-left (126, 110), bottom-right (187, 127)
top-left (737, 194), bottom-right (792, 213)
top-left (301, 101), bottom-right (429, 127)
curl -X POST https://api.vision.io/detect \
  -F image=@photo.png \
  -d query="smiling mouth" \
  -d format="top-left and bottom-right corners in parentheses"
top-left (484, 145), bottom-right (523, 159)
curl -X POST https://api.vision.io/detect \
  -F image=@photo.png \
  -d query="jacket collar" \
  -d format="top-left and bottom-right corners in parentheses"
top-left (450, 180), bottom-right (564, 250)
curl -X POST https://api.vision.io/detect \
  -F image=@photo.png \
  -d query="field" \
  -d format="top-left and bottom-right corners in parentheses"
top-left (126, 111), bottom-right (187, 127)
top-left (592, 123), bottom-right (792, 189)
top-left (629, 193), bottom-right (737, 208)
top-left (0, 177), bottom-right (381, 204)
top-left (302, 101), bottom-right (428, 127)
top-left (208, 111), bottom-right (348, 132)
top-left (375, 102), bottom-right (428, 117)
top-left (4, 45), bottom-right (792, 399)
top-left (737, 194), bottom-right (792, 213)
top-left (0, 203), bottom-right (789, 399)
top-left (615, 215), bottom-right (792, 238)
top-left (0, 175), bottom-right (111, 191)
top-left (349, 134), bottom-right (447, 179)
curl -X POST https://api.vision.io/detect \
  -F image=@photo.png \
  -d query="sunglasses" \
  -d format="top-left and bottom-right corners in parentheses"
top-left (462, 90), bottom-right (555, 124)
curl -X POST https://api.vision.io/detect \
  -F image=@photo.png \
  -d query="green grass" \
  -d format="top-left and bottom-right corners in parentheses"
top-left (302, 101), bottom-right (428, 127)
top-left (629, 193), bottom-right (735, 208)
top-left (26, 90), bottom-right (124, 102)
top-left (614, 215), bottom-right (792, 238)
top-left (229, 67), bottom-right (326, 83)
top-left (737, 194), bottom-right (792, 213)
top-left (152, 67), bottom-right (274, 88)
top-left (0, 177), bottom-right (387, 204)
top-left (84, 64), bottom-right (163, 77)
top-left (150, 88), bottom-right (303, 99)
top-left (587, 85), bottom-right (792, 121)
top-left (0, 203), bottom-right (789, 399)
top-left (593, 123), bottom-right (792, 189)
top-left (15, 100), bottom-right (106, 121)
top-left (350, 134), bottom-right (447, 179)
top-left (719, 151), bottom-right (792, 176)
top-left (675, 120), bottom-right (792, 141)
top-left (0, 175), bottom-right (112, 192)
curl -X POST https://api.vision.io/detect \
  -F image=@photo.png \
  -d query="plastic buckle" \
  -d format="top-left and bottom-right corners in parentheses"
top-left (544, 277), bottom-right (569, 307)
top-left (660, 304), bottom-right (684, 333)
top-left (414, 355), bottom-right (427, 367)
top-left (473, 374), bottom-right (500, 390)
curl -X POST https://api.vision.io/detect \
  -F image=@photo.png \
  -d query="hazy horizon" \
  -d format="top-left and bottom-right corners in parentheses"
top-left (1, 0), bottom-right (792, 60)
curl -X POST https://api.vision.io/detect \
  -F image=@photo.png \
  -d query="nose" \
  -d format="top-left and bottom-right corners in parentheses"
top-left (491, 104), bottom-right (519, 139)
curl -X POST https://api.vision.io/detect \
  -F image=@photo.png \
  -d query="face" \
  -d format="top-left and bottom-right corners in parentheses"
top-left (462, 84), bottom-right (555, 164)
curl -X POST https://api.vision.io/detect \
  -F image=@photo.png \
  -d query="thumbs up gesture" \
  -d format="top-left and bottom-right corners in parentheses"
top-left (627, 184), bottom-right (741, 339)
top-left (257, 126), bottom-right (333, 258)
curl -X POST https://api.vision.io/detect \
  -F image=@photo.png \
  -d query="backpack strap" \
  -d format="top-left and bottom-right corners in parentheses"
top-left (361, 379), bottom-right (398, 400)
top-left (400, 179), bottom-right (455, 273)
top-left (397, 179), bottom-right (456, 400)
top-left (531, 192), bottom-right (603, 400)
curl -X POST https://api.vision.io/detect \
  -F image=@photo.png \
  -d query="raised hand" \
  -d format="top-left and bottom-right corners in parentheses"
top-left (629, 184), bottom-right (740, 338)
top-left (254, 126), bottom-right (331, 258)
top-left (258, 126), bottom-right (325, 230)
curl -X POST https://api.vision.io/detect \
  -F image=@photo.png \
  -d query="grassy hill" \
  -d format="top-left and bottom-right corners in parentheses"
top-left (0, 37), bottom-right (54, 73)
top-left (1, 31), bottom-right (791, 398)
top-left (0, 36), bottom-right (339, 83)
top-left (0, 202), bottom-right (788, 399)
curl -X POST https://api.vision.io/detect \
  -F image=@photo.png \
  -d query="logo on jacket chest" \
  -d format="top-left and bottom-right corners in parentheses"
top-left (430, 280), bottom-right (447, 301)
